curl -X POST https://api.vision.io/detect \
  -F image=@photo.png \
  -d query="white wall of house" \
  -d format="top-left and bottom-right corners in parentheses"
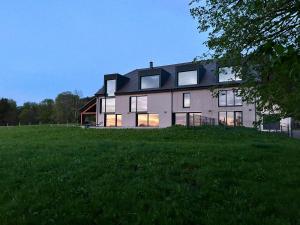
top-left (96, 88), bottom-right (257, 128)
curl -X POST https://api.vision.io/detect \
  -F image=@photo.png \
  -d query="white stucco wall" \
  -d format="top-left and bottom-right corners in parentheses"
top-left (96, 88), bottom-right (257, 128)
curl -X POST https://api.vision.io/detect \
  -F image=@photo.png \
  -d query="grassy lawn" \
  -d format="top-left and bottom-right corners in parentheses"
top-left (0, 126), bottom-right (299, 225)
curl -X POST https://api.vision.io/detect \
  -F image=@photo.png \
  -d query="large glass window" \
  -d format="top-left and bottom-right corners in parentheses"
top-left (105, 114), bottom-right (122, 127)
top-left (227, 91), bottom-right (234, 106)
top-left (218, 90), bottom-right (243, 106)
top-left (137, 114), bottom-right (159, 127)
top-left (175, 113), bottom-right (187, 126)
top-left (178, 70), bottom-right (198, 86)
top-left (130, 97), bottom-right (136, 112)
top-left (234, 90), bottom-right (242, 106)
top-left (219, 91), bottom-right (227, 106)
top-left (140, 75), bottom-right (160, 89)
top-left (130, 96), bottom-right (147, 112)
top-left (106, 114), bottom-right (116, 127)
top-left (218, 67), bottom-right (242, 82)
top-left (235, 111), bottom-right (243, 126)
top-left (219, 111), bottom-right (243, 126)
top-left (101, 98), bottom-right (105, 113)
top-left (218, 112), bottom-right (227, 125)
top-left (116, 114), bottom-right (122, 127)
top-left (106, 79), bottom-right (116, 96)
top-left (183, 93), bottom-right (191, 108)
top-left (189, 113), bottom-right (202, 126)
top-left (105, 98), bottom-right (115, 113)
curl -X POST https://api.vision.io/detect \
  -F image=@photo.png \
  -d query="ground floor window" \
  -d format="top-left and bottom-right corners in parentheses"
top-left (174, 112), bottom-right (205, 126)
top-left (105, 114), bottom-right (122, 127)
top-left (137, 114), bottom-right (159, 127)
top-left (189, 113), bottom-right (202, 126)
top-left (175, 113), bottom-right (187, 126)
top-left (219, 111), bottom-right (243, 126)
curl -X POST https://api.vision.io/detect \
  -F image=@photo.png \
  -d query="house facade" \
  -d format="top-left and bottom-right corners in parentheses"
top-left (80, 61), bottom-right (257, 128)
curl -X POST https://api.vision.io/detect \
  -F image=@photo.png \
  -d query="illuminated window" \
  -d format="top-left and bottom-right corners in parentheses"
top-left (106, 114), bottom-right (116, 127)
top-left (137, 114), bottom-right (159, 127)
top-left (105, 114), bottom-right (122, 127)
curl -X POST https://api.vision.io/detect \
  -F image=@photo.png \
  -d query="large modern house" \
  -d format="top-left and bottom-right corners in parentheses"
top-left (80, 60), bottom-right (259, 128)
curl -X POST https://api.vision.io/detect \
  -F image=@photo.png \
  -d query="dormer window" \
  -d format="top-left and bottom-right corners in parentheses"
top-left (178, 70), bottom-right (198, 86)
top-left (106, 79), bottom-right (116, 96)
top-left (140, 75), bottom-right (160, 89)
top-left (218, 67), bottom-right (242, 82)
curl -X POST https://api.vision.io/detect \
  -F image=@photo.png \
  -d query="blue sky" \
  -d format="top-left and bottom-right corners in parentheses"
top-left (0, 0), bottom-right (208, 105)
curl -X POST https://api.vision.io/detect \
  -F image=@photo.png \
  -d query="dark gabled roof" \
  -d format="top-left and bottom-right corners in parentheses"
top-left (95, 60), bottom-right (233, 96)
top-left (79, 97), bottom-right (96, 113)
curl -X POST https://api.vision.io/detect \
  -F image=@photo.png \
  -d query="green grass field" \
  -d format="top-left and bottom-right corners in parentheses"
top-left (0, 126), bottom-right (299, 225)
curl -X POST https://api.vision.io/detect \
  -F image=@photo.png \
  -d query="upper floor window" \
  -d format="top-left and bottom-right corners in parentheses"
top-left (140, 75), bottom-right (160, 89)
top-left (178, 70), bottom-right (197, 86)
top-left (183, 93), bottom-right (191, 108)
top-left (101, 98), bottom-right (115, 113)
top-left (130, 96), bottom-right (147, 112)
top-left (218, 90), bottom-right (242, 106)
top-left (106, 79), bottom-right (116, 96)
top-left (218, 67), bottom-right (241, 82)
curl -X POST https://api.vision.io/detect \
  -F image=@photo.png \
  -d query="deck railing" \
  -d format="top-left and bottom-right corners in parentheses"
top-left (188, 115), bottom-right (216, 127)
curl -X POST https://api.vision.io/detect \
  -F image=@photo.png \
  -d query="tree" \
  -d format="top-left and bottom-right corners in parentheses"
top-left (0, 98), bottom-right (18, 126)
top-left (55, 91), bottom-right (81, 123)
top-left (38, 99), bottom-right (55, 124)
top-left (190, 0), bottom-right (300, 120)
top-left (18, 102), bottom-right (39, 125)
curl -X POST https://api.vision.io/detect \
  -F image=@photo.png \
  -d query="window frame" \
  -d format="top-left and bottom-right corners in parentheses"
top-left (177, 70), bottom-right (198, 87)
top-left (183, 93), bottom-right (191, 108)
top-left (140, 75), bottom-right (160, 90)
top-left (218, 111), bottom-right (243, 126)
top-left (136, 113), bottom-right (159, 127)
top-left (218, 67), bottom-right (242, 83)
top-left (218, 89), bottom-right (243, 107)
top-left (129, 96), bottom-right (148, 113)
top-left (104, 114), bottom-right (122, 127)
top-left (105, 79), bottom-right (116, 97)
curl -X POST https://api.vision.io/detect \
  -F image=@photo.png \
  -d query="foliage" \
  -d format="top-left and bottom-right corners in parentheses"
top-left (190, 0), bottom-right (300, 120)
top-left (18, 102), bottom-right (39, 124)
top-left (38, 99), bottom-right (56, 123)
top-left (55, 91), bottom-right (81, 123)
top-left (0, 91), bottom-right (89, 126)
top-left (0, 98), bottom-right (18, 126)
top-left (0, 126), bottom-right (299, 225)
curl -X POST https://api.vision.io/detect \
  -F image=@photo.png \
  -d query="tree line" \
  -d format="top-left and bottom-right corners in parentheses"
top-left (0, 91), bottom-right (92, 126)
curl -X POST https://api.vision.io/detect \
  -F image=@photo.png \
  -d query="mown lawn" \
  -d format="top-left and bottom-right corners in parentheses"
top-left (0, 125), bottom-right (299, 225)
